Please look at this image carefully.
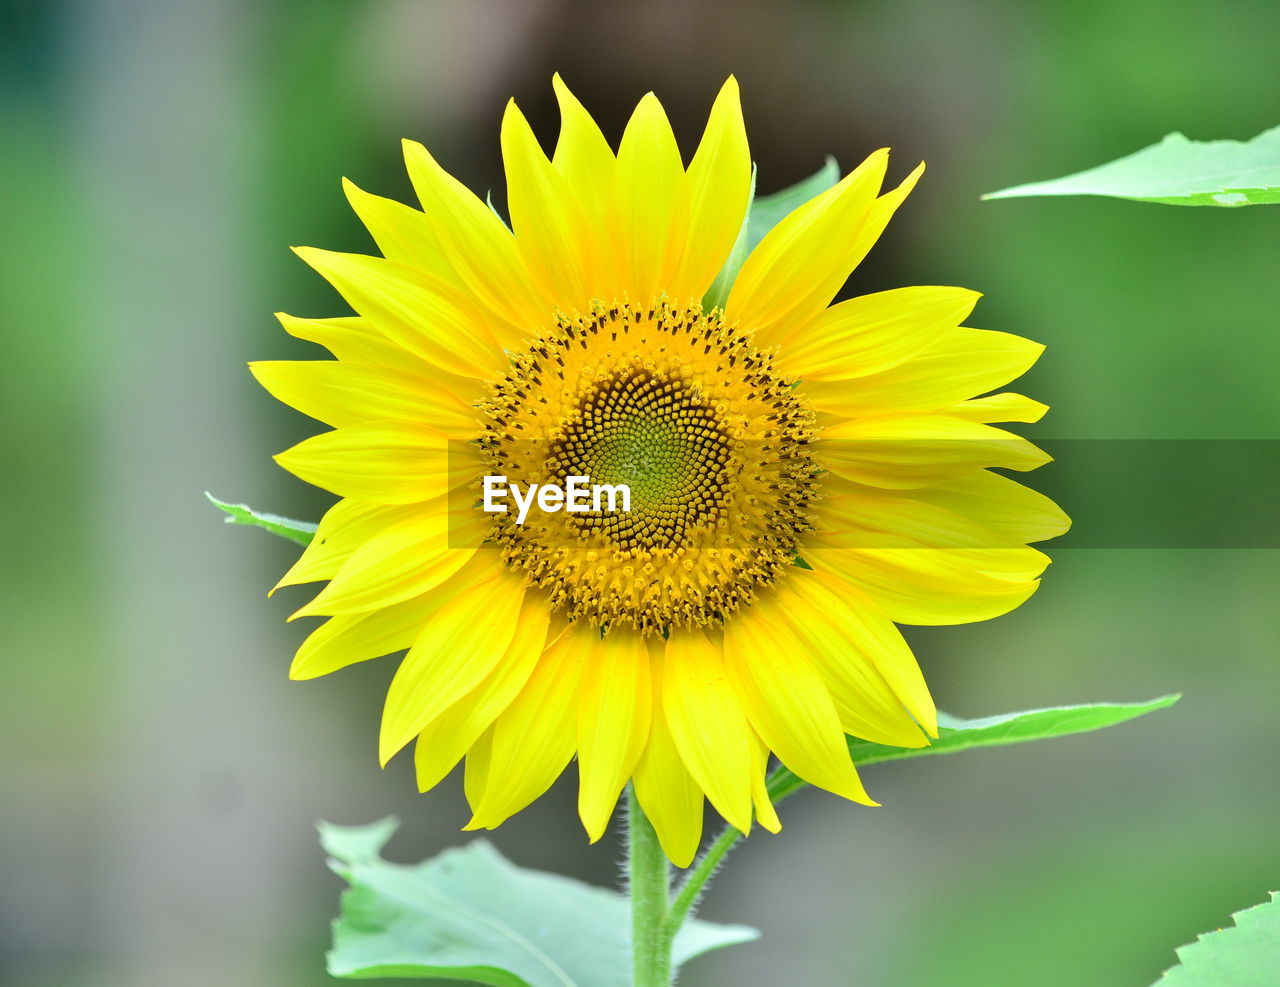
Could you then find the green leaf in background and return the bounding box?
[983,126,1280,206]
[702,159,837,312]
[1155,891,1280,986]
[321,818,758,985]
[206,492,316,546]
[768,695,1180,800]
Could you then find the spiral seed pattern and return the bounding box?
[479,302,818,632]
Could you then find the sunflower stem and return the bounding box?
[631,761,809,982]
[627,786,672,986]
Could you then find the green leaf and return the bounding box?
[206,492,316,546]
[702,159,837,312]
[1155,891,1280,985]
[768,695,1180,801]
[983,126,1280,206]
[321,818,758,984]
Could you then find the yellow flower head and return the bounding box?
[254,77,1068,866]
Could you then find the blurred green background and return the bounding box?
[3,0,1278,984]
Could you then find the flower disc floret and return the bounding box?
[480,301,818,632]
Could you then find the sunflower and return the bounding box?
[253,76,1068,866]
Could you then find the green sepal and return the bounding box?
[984,126,1280,206]
[206,492,316,546]
[320,818,759,984]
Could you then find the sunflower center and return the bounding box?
[479,302,817,633]
[545,366,733,548]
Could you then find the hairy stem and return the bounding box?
[632,760,807,982]
[628,787,672,986]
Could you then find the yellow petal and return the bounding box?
[289,590,441,681]
[413,594,553,793]
[662,630,754,833]
[403,138,553,335]
[813,483,1055,584]
[289,498,487,619]
[463,725,493,813]
[466,621,593,828]
[815,474,1044,549]
[779,286,980,382]
[798,164,924,343]
[501,100,593,311]
[344,177,517,349]
[805,328,1044,419]
[807,546,1040,625]
[274,420,466,504]
[612,93,689,303]
[821,414,1051,489]
[946,392,1049,424]
[551,74,615,273]
[633,639,705,866]
[272,314,485,404]
[293,247,505,380]
[748,731,782,833]
[273,500,411,592]
[837,161,925,286]
[725,150,888,345]
[341,178,453,280]
[379,565,526,764]
[577,631,652,842]
[723,609,876,803]
[907,470,1071,545]
[669,77,751,301]
[250,360,481,435]
[771,568,936,738]
[276,312,439,376]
